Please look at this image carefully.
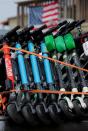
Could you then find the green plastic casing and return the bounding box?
[55,36,66,53]
[44,35,55,51]
[64,33,76,50]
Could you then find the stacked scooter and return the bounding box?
[0,20,88,125]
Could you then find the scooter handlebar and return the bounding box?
[62,19,85,35]
[18,25,34,36]
[59,20,68,27]
[75,19,85,27]
[31,25,47,36]
[54,21,78,37]
[54,23,69,37]
[5,26,20,38]
[44,20,67,36]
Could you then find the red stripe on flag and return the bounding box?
[42,12,60,19]
[43,5,59,12]
[42,18,59,24]
[42,0,60,30]
[43,7,60,13]
[31,0,60,32]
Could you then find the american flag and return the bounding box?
[42,1,60,28]
[29,0,60,29]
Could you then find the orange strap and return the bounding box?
[0,89,87,95]
[0,95,7,111]
[0,46,88,73]
[0,46,87,96]
[6,46,88,73]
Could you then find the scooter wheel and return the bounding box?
[7,103,24,124]
[21,103,39,126]
[84,98,88,120]
[36,102,51,125]
[84,97,88,107]
[73,99,86,120]
[48,102,62,124]
[59,99,75,120]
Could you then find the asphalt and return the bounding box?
[0,116,88,131]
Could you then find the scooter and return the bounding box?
[63,20,88,120]
[43,21,78,121]
[21,25,52,125]
[0,26,25,124]
[30,22,67,124]
[55,20,88,120]
[10,26,41,125]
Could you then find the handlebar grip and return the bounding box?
[67,21,77,28]
[75,19,85,27]
[5,26,20,38]
[32,25,47,35]
[18,25,34,36]
[23,25,34,33]
[54,23,69,37]
[18,27,28,35]
[62,20,85,34]
[44,21,68,36]
[37,24,47,31]
[59,20,67,27]
[44,26,58,36]
[28,25,34,31]
[56,21,78,36]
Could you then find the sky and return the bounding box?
[0,0,19,21]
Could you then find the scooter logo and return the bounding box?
[5,58,14,81]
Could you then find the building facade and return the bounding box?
[16,0,88,26]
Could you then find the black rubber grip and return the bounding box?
[60,21,78,35]
[19,25,34,35]
[18,27,29,36]
[63,26,75,35]
[44,21,67,36]
[5,26,20,38]
[56,21,78,36]
[59,20,68,27]
[61,20,85,35]
[75,19,85,27]
[54,23,69,37]
[36,25,47,32]
[31,25,47,36]
[67,21,77,28]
